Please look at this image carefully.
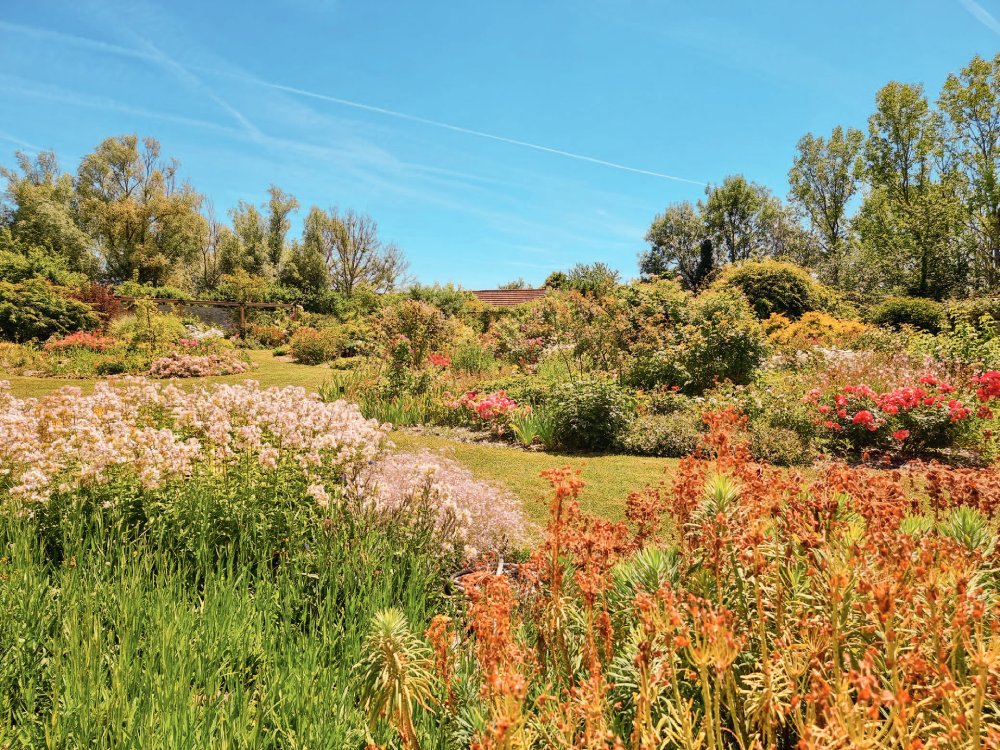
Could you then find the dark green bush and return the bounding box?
[747,423,813,466]
[713,259,836,320]
[869,297,945,332]
[682,290,770,393]
[0,279,99,342]
[547,379,636,450]
[617,412,701,457]
[0,247,88,288]
[622,350,688,391]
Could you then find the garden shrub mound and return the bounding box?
[869,296,945,332]
[0,278,98,342]
[712,258,839,319]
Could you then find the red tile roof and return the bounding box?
[471,289,547,307]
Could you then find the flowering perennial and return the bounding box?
[43,331,116,352]
[356,449,531,558]
[148,352,253,378]
[0,378,389,503]
[445,389,523,434]
[805,375,986,450]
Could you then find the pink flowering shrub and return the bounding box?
[805,374,985,453]
[973,370,1000,413]
[356,450,531,558]
[0,378,389,505]
[43,331,117,353]
[444,389,522,434]
[427,352,451,369]
[148,352,254,378]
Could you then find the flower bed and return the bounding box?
[804,373,996,453]
[43,331,117,352]
[148,351,254,378]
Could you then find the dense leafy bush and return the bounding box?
[0,279,99,342]
[379,299,448,367]
[946,296,1000,330]
[682,289,770,392]
[115,279,191,300]
[713,259,836,319]
[290,326,332,365]
[107,303,187,346]
[547,378,636,450]
[747,422,813,465]
[869,296,945,332]
[617,412,701,456]
[0,247,88,287]
[407,283,476,317]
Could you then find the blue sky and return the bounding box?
[1,0,999,288]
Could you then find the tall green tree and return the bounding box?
[75,135,205,285]
[787,126,865,285]
[220,200,268,276]
[701,175,791,264]
[940,53,1000,291]
[265,185,299,268]
[856,83,964,297]
[1,150,94,274]
[641,201,714,290]
[301,206,407,295]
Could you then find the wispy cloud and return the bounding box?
[233,76,706,185]
[0,130,44,152]
[132,37,263,139]
[0,17,703,186]
[959,0,1000,34]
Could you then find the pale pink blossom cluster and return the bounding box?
[0,378,389,504]
[356,450,532,558]
[148,352,254,378]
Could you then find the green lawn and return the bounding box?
[2,353,679,524]
[0,350,340,398]
[390,431,677,525]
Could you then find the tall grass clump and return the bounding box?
[0,378,528,748]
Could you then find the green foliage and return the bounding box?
[787,126,865,285]
[869,296,945,332]
[946,296,1000,330]
[561,262,621,296]
[379,299,448,368]
[642,201,714,290]
[407,283,475,317]
[617,412,701,457]
[747,422,813,466]
[116,279,191,300]
[713,259,836,319]
[685,290,770,391]
[0,244,88,288]
[451,340,497,374]
[0,279,99,342]
[289,326,352,365]
[108,302,186,346]
[547,378,636,450]
[0,474,451,747]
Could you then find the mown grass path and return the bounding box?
[391,431,676,524]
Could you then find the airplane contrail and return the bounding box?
[241,76,706,185]
[0,18,705,185]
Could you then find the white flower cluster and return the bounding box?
[0,378,389,504]
[356,450,532,558]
